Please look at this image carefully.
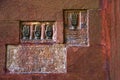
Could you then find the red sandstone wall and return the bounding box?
[0,0,110,80]
[104,0,120,80]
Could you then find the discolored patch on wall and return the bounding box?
[6,44,67,73]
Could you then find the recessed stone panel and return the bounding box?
[6,44,67,73]
[64,10,89,46]
[20,21,57,43]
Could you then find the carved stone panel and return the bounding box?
[6,44,67,73]
[64,10,89,46]
[20,21,56,43]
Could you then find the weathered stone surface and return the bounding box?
[6,44,66,73]
[0,0,112,80]
[0,0,99,20]
[89,9,102,46]
[0,21,19,44]
[0,21,19,74]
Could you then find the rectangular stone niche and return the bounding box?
[20,21,57,43]
[6,44,67,73]
[64,9,89,46]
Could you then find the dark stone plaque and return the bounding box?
[45,24,53,39]
[34,25,41,40]
[22,25,30,40]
